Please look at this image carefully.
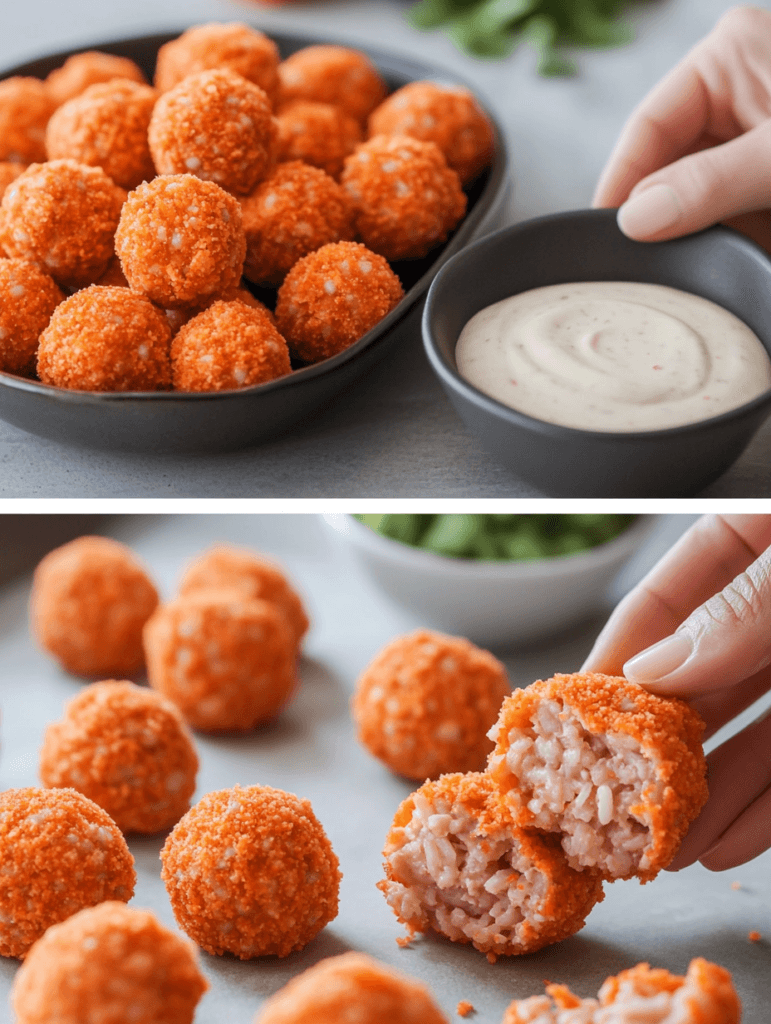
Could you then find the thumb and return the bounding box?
[616,118,771,242]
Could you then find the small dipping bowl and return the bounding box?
[423,208,771,497]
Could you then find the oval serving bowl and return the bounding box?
[423,208,771,497]
[0,30,508,454]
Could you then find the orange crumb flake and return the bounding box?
[396,935,413,948]
[749,931,761,942]
[456,1000,474,1017]
[731,881,742,890]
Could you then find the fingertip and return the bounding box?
[616,183,683,240]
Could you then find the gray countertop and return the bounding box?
[2,0,769,496]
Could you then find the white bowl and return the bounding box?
[322,514,656,650]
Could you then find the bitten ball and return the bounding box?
[0,258,64,376]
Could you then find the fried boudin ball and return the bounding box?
[30,535,159,678]
[240,161,355,287]
[0,161,24,200]
[341,135,466,261]
[255,952,449,1024]
[149,68,277,196]
[487,672,709,882]
[115,174,246,308]
[37,286,172,392]
[380,773,604,959]
[0,160,125,289]
[276,101,362,179]
[352,629,509,780]
[39,680,198,834]
[0,259,64,376]
[163,281,274,335]
[46,51,148,106]
[278,45,387,124]
[11,902,208,1024]
[0,788,135,959]
[275,240,403,364]
[0,77,55,164]
[368,82,495,186]
[161,785,341,958]
[171,299,291,391]
[46,79,158,190]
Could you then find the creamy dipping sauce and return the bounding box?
[455,282,771,432]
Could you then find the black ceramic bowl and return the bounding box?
[423,208,771,497]
[0,30,508,454]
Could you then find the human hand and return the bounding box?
[582,513,771,871]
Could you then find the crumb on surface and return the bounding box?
[749,931,761,942]
[456,1000,474,1017]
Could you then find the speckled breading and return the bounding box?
[11,902,208,1024]
[255,952,449,1024]
[115,174,246,308]
[149,69,277,196]
[278,45,387,124]
[277,101,362,179]
[0,160,125,289]
[368,82,494,186]
[164,281,274,335]
[143,590,298,731]
[0,259,64,376]
[46,79,158,190]
[154,22,280,106]
[240,161,355,287]
[0,162,24,201]
[0,788,136,959]
[352,630,510,780]
[39,680,199,834]
[30,535,159,677]
[37,286,172,392]
[172,299,291,391]
[379,773,604,958]
[341,134,466,261]
[0,77,55,164]
[275,240,403,363]
[46,51,148,107]
[160,785,341,958]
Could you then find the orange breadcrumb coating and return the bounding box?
[161,784,341,958]
[164,281,274,334]
[456,1001,474,1017]
[115,174,246,308]
[178,543,309,645]
[0,788,135,959]
[0,161,24,200]
[11,902,208,1024]
[39,679,198,833]
[341,134,466,261]
[171,299,291,391]
[149,68,277,196]
[30,535,159,677]
[277,101,362,179]
[46,51,148,107]
[46,79,158,190]
[93,254,129,288]
[278,46,387,125]
[240,160,355,287]
[352,630,509,779]
[275,240,403,364]
[0,259,64,376]
[0,77,55,164]
[368,82,495,186]
[154,22,280,106]
[37,286,172,392]
[254,952,449,1024]
[749,930,761,942]
[143,589,298,731]
[0,159,125,289]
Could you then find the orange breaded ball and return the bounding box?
[341,135,466,261]
[46,51,148,106]
[46,79,158,190]
[255,952,449,1024]
[276,101,362,179]
[30,535,159,678]
[275,240,403,364]
[0,77,55,164]
[93,254,129,288]
[278,45,387,125]
[143,590,298,731]
[39,680,199,834]
[0,259,64,376]
[11,902,208,1024]
[115,174,246,308]
[0,161,24,200]
[149,68,277,196]
[37,286,172,392]
[240,161,355,287]
[0,788,136,959]
[352,629,509,780]
[178,543,309,646]
[161,785,341,958]
[0,160,125,290]
[164,281,274,335]
[155,22,280,105]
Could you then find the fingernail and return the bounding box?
[624,633,692,683]
[617,184,682,238]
